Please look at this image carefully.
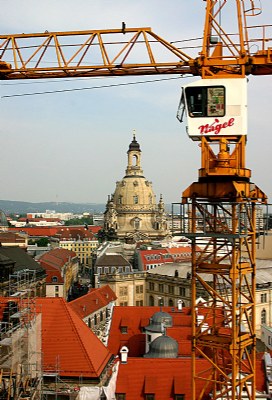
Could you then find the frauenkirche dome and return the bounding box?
[104,134,169,242]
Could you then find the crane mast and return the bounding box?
[0,1,271,399]
[180,1,267,399]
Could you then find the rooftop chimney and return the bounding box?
[120,346,129,364]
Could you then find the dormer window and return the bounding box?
[120,326,128,334]
[52,276,58,283]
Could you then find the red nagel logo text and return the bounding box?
[198,118,235,135]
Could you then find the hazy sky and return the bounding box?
[0,1,272,205]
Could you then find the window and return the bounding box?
[136,300,143,306]
[185,85,225,118]
[168,285,174,295]
[145,395,155,400]
[261,293,267,303]
[261,309,267,324]
[169,299,174,307]
[149,282,155,291]
[149,296,155,306]
[119,287,128,296]
[268,336,271,345]
[120,302,128,306]
[116,394,126,400]
[52,276,58,283]
[100,311,103,322]
[158,284,164,293]
[136,285,143,294]
[133,195,138,204]
[175,396,185,400]
[179,287,186,297]
[88,318,91,328]
[120,326,128,334]
[104,267,109,274]
[158,297,164,306]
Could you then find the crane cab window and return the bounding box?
[185,86,225,117]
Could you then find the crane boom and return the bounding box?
[0,21,271,80]
[0,27,192,79]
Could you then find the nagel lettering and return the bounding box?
[198,118,235,135]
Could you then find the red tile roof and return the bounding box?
[69,285,117,318]
[37,297,112,378]
[8,225,101,237]
[116,358,266,400]
[116,358,213,399]
[55,227,95,240]
[38,248,77,268]
[9,227,60,237]
[108,306,193,357]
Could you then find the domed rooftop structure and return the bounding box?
[144,334,178,358]
[145,311,173,333]
[103,133,169,242]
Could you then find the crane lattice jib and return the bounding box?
[0,20,271,80]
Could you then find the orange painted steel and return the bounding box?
[0,19,271,80]
[184,2,268,399]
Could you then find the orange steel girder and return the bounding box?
[0,27,192,80]
[187,199,261,400]
[182,133,267,400]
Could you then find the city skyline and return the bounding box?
[1,1,272,204]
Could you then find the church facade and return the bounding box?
[104,135,169,242]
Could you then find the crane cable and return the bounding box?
[1,76,189,99]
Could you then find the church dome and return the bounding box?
[103,134,169,241]
[145,311,173,333]
[144,335,178,358]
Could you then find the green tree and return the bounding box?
[36,237,49,247]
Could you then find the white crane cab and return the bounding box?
[177,78,247,141]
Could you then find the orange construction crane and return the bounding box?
[0,1,271,399]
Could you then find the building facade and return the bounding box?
[104,135,169,242]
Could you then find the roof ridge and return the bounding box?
[62,299,99,372]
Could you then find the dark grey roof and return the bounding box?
[145,311,173,333]
[0,246,44,272]
[96,254,131,267]
[128,136,141,152]
[144,335,178,358]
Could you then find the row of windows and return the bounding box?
[119,285,143,296]
[149,282,186,297]
[97,266,131,274]
[149,296,182,307]
[116,393,184,399]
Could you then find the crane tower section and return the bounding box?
[177,2,268,399]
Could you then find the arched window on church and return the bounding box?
[133,195,138,204]
[134,217,140,229]
[118,195,123,204]
[133,154,138,166]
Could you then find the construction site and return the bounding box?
[0,0,272,399]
